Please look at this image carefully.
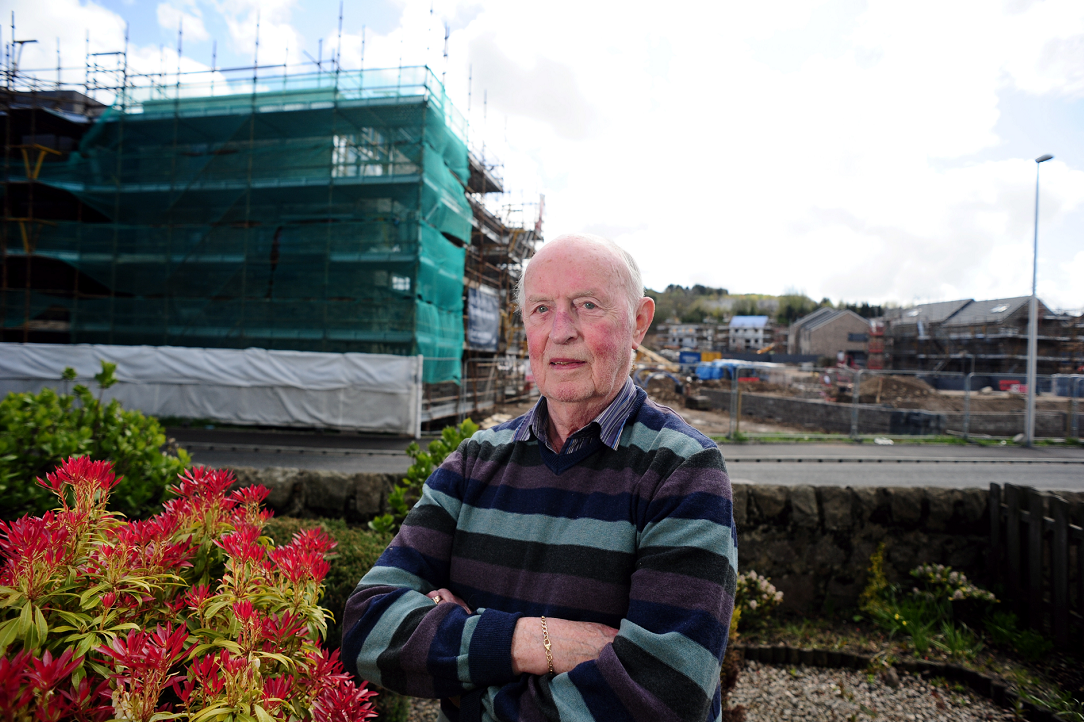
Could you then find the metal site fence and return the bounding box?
[674,360,1083,440]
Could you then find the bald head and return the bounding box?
[517,233,645,320]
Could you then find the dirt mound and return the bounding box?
[858,375,935,403]
[645,376,685,405]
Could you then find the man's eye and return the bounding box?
[535,305,548,314]
[583,302,597,310]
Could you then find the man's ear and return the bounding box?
[632,296,655,347]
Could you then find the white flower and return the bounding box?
[749,600,758,610]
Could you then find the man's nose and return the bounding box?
[550,308,578,343]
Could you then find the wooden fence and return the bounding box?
[988,483,1084,647]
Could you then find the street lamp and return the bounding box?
[1026,153,1054,447]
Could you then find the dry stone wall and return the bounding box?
[226,464,1082,615]
[229,466,398,524]
[734,482,1084,614]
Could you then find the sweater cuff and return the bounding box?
[467,608,521,685]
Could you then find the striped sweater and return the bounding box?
[342,387,737,722]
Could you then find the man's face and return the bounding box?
[522,240,651,415]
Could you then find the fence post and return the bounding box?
[988,483,1001,582]
[1028,489,1044,631]
[1051,495,1069,646]
[728,370,738,439]
[964,372,974,440]
[851,369,865,439]
[1005,484,1021,615]
[1072,377,1082,440]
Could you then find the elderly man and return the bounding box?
[342,233,737,722]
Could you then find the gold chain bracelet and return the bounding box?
[540,616,554,675]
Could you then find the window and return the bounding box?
[391,275,411,292]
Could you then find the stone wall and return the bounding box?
[734,482,1084,614]
[229,466,398,523]
[226,465,1084,615]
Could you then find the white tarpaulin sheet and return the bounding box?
[0,343,423,436]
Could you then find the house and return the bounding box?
[729,316,771,352]
[789,309,871,364]
[658,320,727,352]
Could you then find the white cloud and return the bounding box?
[213,0,302,67]
[157,3,211,44]
[6,0,127,86]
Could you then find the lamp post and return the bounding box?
[1026,153,1053,447]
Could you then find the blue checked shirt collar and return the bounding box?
[513,377,639,454]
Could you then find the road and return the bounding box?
[720,443,1084,490]
[170,428,1084,490]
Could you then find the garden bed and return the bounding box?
[736,614,1084,720]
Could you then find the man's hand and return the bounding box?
[426,588,472,614]
[510,616,619,676]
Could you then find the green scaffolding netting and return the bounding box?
[23,67,469,383]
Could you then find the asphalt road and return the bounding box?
[171,428,1084,490]
[721,443,1084,490]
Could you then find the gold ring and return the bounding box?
[432,595,442,604]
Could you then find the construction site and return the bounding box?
[1,38,539,430]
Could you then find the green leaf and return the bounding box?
[211,639,243,653]
[18,601,34,638]
[85,659,113,679]
[189,702,235,722]
[75,632,99,657]
[256,652,293,668]
[79,584,109,608]
[71,662,85,689]
[32,605,48,644]
[0,617,20,652]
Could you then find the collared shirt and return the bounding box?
[512,376,640,455]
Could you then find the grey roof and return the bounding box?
[893,299,972,326]
[941,296,1035,327]
[790,307,836,332]
[806,309,869,333]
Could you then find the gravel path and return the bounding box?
[731,661,1015,721]
[405,698,441,722]
[401,660,1018,721]
[401,663,1017,721]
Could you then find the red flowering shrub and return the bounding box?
[0,457,377,721]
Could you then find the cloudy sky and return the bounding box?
[9,0,1084,312]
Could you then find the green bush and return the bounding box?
[369,418,478,535]
[0,361,190,520]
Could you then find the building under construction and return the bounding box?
[2,55,538,426]
[883,296,1083,375]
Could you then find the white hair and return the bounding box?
[515,233,644,319]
